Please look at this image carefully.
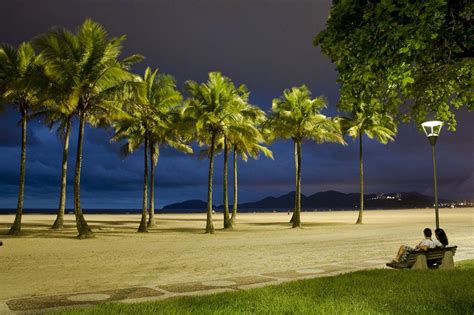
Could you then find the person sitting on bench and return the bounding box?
[392,228,436,263]
[433,228,449,248]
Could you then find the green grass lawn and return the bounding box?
[54,260,474,315]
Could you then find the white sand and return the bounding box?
[0,208,473,300]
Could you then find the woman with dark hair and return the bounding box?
[434,228,449,247]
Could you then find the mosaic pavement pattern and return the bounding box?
[3,251,473,314]
[1,258,389,314]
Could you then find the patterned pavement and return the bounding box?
[1,258,389,314]
[3,251,474,314]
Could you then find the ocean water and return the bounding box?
[0,207,355,215]
[0,208,143,215]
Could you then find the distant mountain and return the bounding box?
[163,199,207,211]
[235,191,298,209]
[238,191,450,210]
[162,191,452,211]
[303,190,359,208]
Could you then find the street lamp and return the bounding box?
[421,120,443,229]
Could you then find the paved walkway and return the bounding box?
[1,257,389,314]
[2,250,474,314]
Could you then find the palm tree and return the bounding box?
[113,68,190,232]
[341,107,397,224]
[183,72,248,233]
[228,105,273,225]
[219,88,257,229]
[267,86,345,228]
[0,42,45,235]
[32,102,74,229]
[145,71,191,228]
[113,108,150,232]
[35,20,143,238]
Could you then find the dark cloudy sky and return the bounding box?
[0,0,472,209]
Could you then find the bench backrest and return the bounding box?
[405,246,457,265]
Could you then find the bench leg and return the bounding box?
[439,251,455,270]
[411,255,428,270]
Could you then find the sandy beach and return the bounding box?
[0,208,473,301]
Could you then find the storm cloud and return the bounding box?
[0,0,472,209]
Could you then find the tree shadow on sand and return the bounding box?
[150,227,205,234]
[157,217,206,222]
[86,220,140,226]
[0,229,79,239]
[247,222,352,227]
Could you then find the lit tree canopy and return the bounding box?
[314,0,473,130]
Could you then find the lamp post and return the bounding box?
[421,120,443,229]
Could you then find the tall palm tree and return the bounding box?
[35,20,143,238]
[113,108,150,232]
[113,68,190,232]
[183,72,247,233]
[228,105,273,225]
[267,86,345,228]
[341,106,397,224]
[219,88,260,229]
[0,42,45,235]
[32,103,73,229]
[145,71,190,228]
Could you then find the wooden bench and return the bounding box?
[386,246,457,270]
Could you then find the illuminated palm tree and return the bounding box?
[113,68,190,232]
[146,71,191,228]
[32,102,73,229]
[112,105,151,233]
[267,86,345,228]
[0,42,45,235]
[35,19,143,238]
[228,105,273,225]
[341,106,397,224]
[183,72,248,233]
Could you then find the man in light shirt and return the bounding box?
[393,228,436,263]
[416,228,436,250]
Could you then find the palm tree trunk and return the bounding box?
[290,141,297,223]
[138,132,149,232]
[223,138,232,229]
[147,144,158,228]
[52,115,72,229]
[74,111,93,238]
[205,131,216,234]
[292,140,302,228]
[231,145,238,224]
[8,112,27,235]
[356,133,364,224]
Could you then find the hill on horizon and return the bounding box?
[162,190,452,211]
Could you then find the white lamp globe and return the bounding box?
[421,120,443,137]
